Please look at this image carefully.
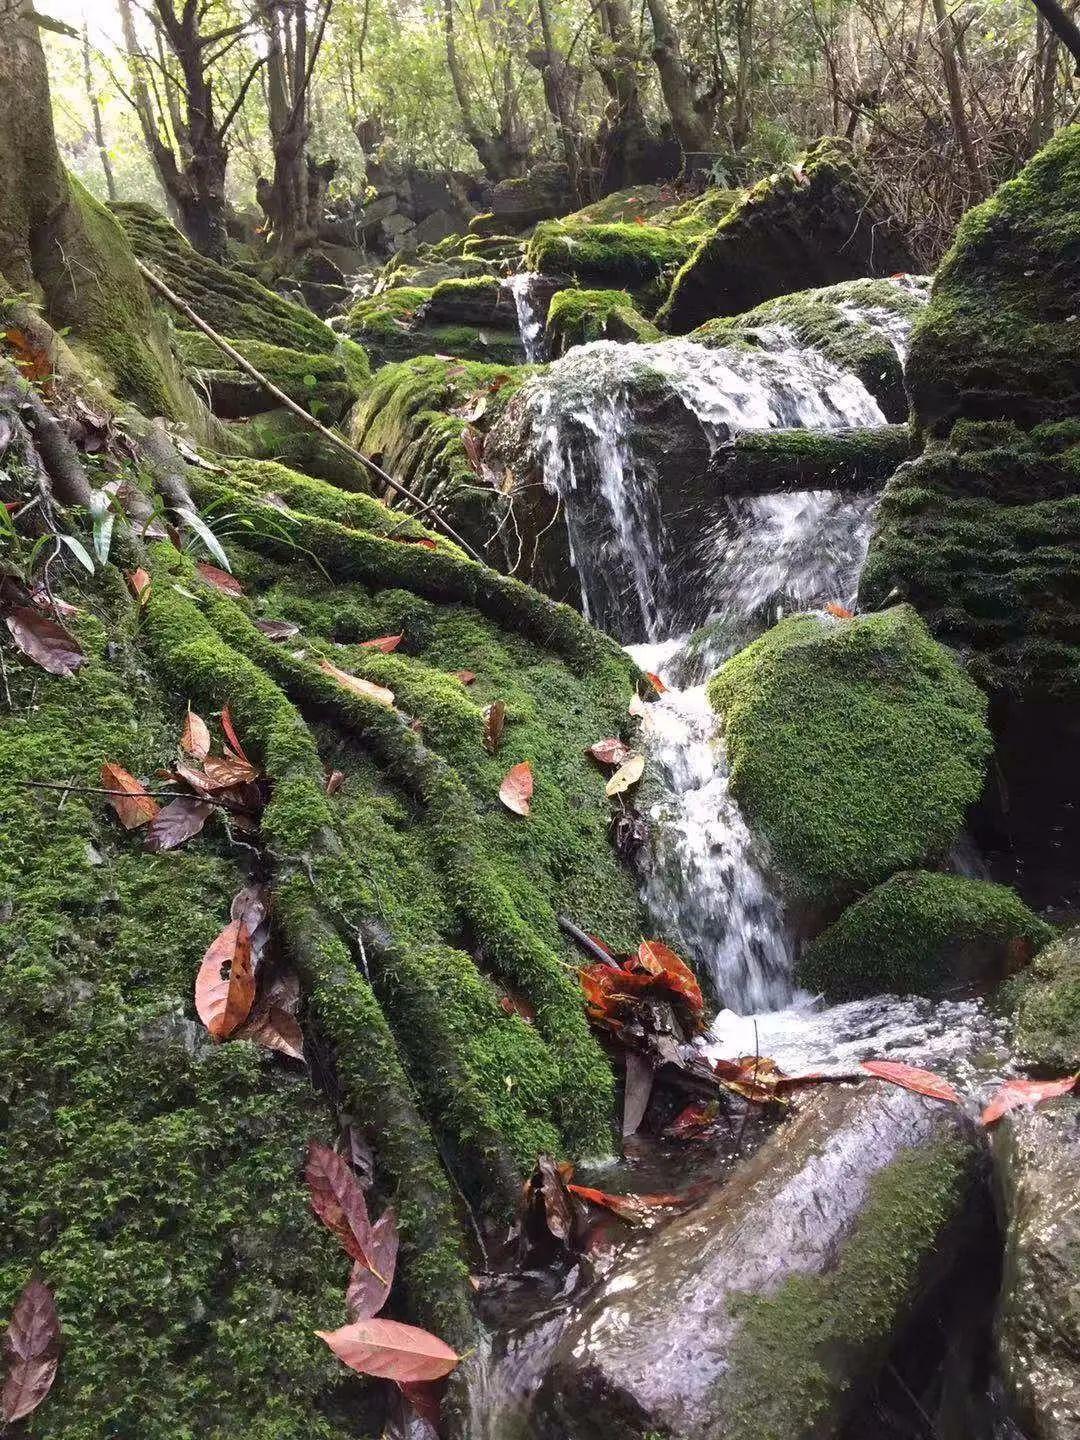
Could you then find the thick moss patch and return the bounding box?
[525,220,695,310]
[708,606,991,908]
[1012,927,1080,1071]
[175,331,369,421]
[799,871,1053,999]
[545,288,659,356]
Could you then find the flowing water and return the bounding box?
[506,274,546,364]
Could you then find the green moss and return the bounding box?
[1012,927,1080,1071]
[708,424,914,495]
[525,221,695,309]
[906,124,1080,437]
[114,202,336,355]
[718,1135,974,1440]
[799,871,1053,999]
[174,331,368,419]
[545,288,660,356]
[346,285,434,340]
[708,607,991,908]
[693,277,926,419]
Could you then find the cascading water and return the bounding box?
[506,274,545,364]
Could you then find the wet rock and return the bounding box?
[490,161,575,229]
[994,1094,1080,1439]
[659,140,916,333]
[1013,927,1080,1072]
[536,1081,983,1440]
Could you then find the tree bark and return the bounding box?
[81,24,117,202]
[643,0,714,157]
[1027,0,1080,68]
[931,0,987,199]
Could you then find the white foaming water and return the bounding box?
[506,273,545,364]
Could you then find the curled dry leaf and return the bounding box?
[220,704,251,764]
[100,761,160,830]
[145,795,213,852]
[126,568,151,605]
[316,1318,459,1384]
[605,753,645,797]
[360,634,403,653]
[451,670,477,686]
[634,940,703,1015]
[203,755,259,790]
[346,1208,400,1321]
[587,737,634,769]
[980,1074,1078,1127]
[2,1277,61,1424]
[483,699,506,754]
[325,769,345,796]
[499,761,533,816]
[235,1005,304,1061]
[860,1060,961,1106]
[195,920,255,1040]
[196,562,244,597]
[306,1139,376,1267]
[231,884,272,968]
[254,617,301,641]
[5,606,85,678]
[318,657,395,708]
[181,709,211,761]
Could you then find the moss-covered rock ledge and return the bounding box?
[707,606,991,911]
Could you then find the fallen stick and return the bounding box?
[133,258,486,564]
[558,915,623,969]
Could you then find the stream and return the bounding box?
[467,287,1011,1438]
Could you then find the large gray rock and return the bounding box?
[536,1081,982,1440]
[995,1095,1080,1440]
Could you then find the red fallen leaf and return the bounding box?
[5,606,85,678]
[824,601,854,619]
[325,769,346,795]
[483,699,506,754]
[220,704,251,763]
[2,1277,61,1423]
[860,1060,961,1106]
[203,755,259,789]
[642,671,667,695]
[145,795,213,852]
[451,670,477,685]
[665,1101,721,1140]
[398,1378,446,1428]
[346,1207,400,1320]
[173,763,217,800]
[566,1184,685,1224]
[235,1005,305,1060]
[306,1139,376,1267]
[587,737,634,769]
[126,568,151,605]
[360,633,403,653]
[499,761,533,816]
[254,618,301,641]
[633,939,704,1015]
[318,657,395,708]
[181,709,211,761]
[392,535,438,551]
[316,1318,459,1384]
[195,919,255,1040]
[980,1074,1078,1126]
[100,761,160,830]
[499,990,536,1023]
[196,562,244,597]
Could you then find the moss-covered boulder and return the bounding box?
[693,277,929,421]
[545,287,660,356]
[707,424,913,496]
[799,871,1052,999]
[526,219,696,310]
[347,278,524,366]
[660,140,916,332]
[906,125,1080,439]
[1012,927,1080,1072]
[707,607,992,909]
[175,331,369,422]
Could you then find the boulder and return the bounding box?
[707,607,992,910]
[659,140,916,333]
[706,424,913,497]
[994,1094,1080,1439]
[545,287,660,356]
[1013,927,1080,1072]
[490,161,575,228]
[537,1080,984,1440]
[798,870,1053,1000]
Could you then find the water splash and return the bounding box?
[506,274,545,364]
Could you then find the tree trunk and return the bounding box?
[1026,0,1080,68]
[643,0,714,158]
[931,0,987,200]
[81,24,117,202]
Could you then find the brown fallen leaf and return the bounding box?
[230,885,272,969]
[254,618,301,642]
[316,1318,459,1384]
[824,601,854,619]
[360,634,403,654]
[220,704,251,764]
[642,671,667,695]
[483,699,506,754]
[605,753,644,797]
[860,1059,961,1105]
[306,1139,376,1267]
[203,755,259,789]
[195,920,255,1040]
[145,796,213,852]
[325,769,346,795]
[451,670,477,685]
[346,1207,399,1321]
[499,761,533,816]
[1,1277,61,1424]
[100,761,160,830]
[126,568,151,605]
[462,425,484,475]
[181,709,211,761]
[5,607,85,678]
[392,535,438,551]
[587,737,634,769]
[623,1050,654,1137]
[566,1184,687,1225]
[633,940,703,1016]
[235,1005,305,1061]
[318,657,395,708]
[980,1073,1078,1126]
[196,562,244,597]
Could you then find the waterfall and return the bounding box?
[525,330,906,1010]
[506,274,545,364]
